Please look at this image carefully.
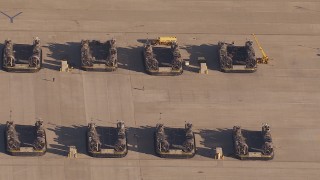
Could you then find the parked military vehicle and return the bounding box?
[143,40,183,75]
[218,41,257,73]
[87,121,127,158]
[2,38,42,72]
[232,124,274,160]
[5,120,47,156]
[154,123,196,158]
[81,39,118,71]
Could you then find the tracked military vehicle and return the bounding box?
[2,38,42,72]
[87,121,127,158]
[232,124,274,160]
[81,39,118,71]
[5,120,47,156]
[218,41,257,73]
[143,40,183,76]
[154,123,196,158]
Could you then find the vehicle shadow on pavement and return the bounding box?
[46,42,81,70]
[0,124,5,153]
[181,44,220,72]
[197,128,234,158]
[42,59,61,71]
[117,46,145,73]
[47,125,87,156]
[0,43,3,70]
[137,39,151,44]
[127,126,156,156]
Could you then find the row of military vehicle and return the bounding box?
[1,37,259,74]
[5,121,274,160]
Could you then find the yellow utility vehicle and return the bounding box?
[153,36,177,45]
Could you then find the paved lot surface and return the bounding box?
[0,0,320,179]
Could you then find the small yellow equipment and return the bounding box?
[198,57,208,74]
[252,34,269,64]
[68,146,78,158]
[155,36,177,45]
[214,147,224,160]
[60,59,72,72]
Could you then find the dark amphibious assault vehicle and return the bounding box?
[154,123,196,158]
[232,124,274,160]
[5,120,47,156]
[2,38,42,72]
[87,121,128,158]
[218,40,257,73]
[143,41,183,76]
[81,39,118,71]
